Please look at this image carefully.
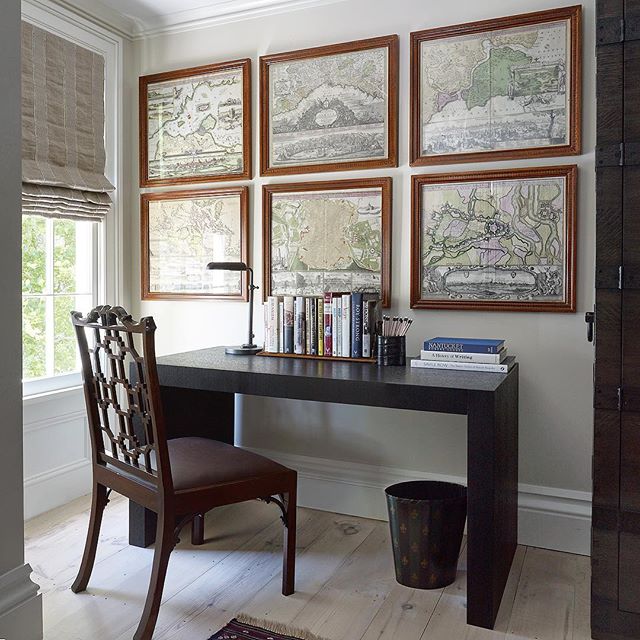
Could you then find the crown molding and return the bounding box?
[27,0,135,40]
[131,0,347,39]
[46,0,348,40]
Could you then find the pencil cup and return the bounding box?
[377,335,406,366]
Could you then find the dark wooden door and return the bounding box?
[593,0,640,636]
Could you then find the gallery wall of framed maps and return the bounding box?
[137,3,582,313]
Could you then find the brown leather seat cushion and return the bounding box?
[167,437,289,492]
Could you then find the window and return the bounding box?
[22,215,98,392]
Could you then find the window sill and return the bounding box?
[23,375,83,405]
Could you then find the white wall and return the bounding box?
[131,0,595,553]
[0,0,42,637]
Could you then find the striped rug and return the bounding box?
[208,615,329,640]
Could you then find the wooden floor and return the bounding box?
[25,493,591,640]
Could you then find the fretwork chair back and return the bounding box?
[70,305,297,640]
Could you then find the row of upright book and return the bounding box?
[410,337,516,373]
[264,293,381,359]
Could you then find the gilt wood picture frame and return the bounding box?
[411,165,577,312]
[141,186,249,301]
[410,6,582,166]
[139,58,251,187]
[260,35,399,176]
[263,177,392,307]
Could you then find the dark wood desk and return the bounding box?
[130,347,518,630]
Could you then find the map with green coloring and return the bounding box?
[420,177,567,303]
[420,20,569,156]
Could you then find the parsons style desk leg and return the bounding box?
[466,369,518,629]
[129,387,235,548]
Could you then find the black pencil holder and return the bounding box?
[377,335,406,366]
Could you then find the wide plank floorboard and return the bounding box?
[25,495,591,640]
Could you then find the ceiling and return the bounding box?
[63,0,345,38]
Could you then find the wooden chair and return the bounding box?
[70,305,297,640]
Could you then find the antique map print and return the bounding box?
[148,194,242,296]
[270,188,383,296]
[269,47,389,167]
[147,67,244,180]
[420,19,570,156]
[420,176,567,303]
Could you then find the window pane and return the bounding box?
[23,296,46,380]
[22,216,46,294]
[53,219,77,293]
[53,219,95,294]
[54,295,79,375]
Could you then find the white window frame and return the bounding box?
[21,0,124,399]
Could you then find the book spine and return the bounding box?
[410,359,510,373]
[317,298,324,356]
[324,293,333,356]
[283,296,294,354]
[362,300,371,358]
[304,298,311,354]
[420,350,506,364]
[294,296,305,355]
[341,294,350,358]
[309,298,318,355]
[335,297,342,357]
[267,296,279,353]
[366,297,381,356]
[278,301,284,353]
[263,303,269,351]
[351,292,363,358]
[424,340,503,354]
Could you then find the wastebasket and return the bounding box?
[385,481,467,589]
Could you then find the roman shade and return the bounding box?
[21,22,114,221]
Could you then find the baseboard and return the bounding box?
[246,446,592,556]
[23,458,92,520]
[0,564,42,640]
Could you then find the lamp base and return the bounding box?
[225,344,261,355]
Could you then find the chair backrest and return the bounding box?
[71,305,173,492]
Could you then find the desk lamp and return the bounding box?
[206,261,260,355]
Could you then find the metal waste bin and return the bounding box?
[385,481,467,589]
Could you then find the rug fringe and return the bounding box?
[235,613,331,640]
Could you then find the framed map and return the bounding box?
[260,36,398,176]
[263,178,392,306]
[139,59,251,187]
[410,6,581,166]
[141,187,249,300]
[411,166,577,312]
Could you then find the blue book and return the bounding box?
[351,292,363,358]
[424,337,505,354]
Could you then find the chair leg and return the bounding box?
[282,481,297,596]
[191,512,205,546]
[71,483,109,593]
[133,510,176,640]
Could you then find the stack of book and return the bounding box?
[263,293,380,359]
[411,337,515,373]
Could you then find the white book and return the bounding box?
[263,303,269,350]
[341,294,351,358]
[331,297,339,357]
[420,349,507,364]
[411,356,515,373]
[267,296,279,353]
[294,296,305,355]
[278,301,284,353]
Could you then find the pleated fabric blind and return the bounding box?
[21,21,114,221]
